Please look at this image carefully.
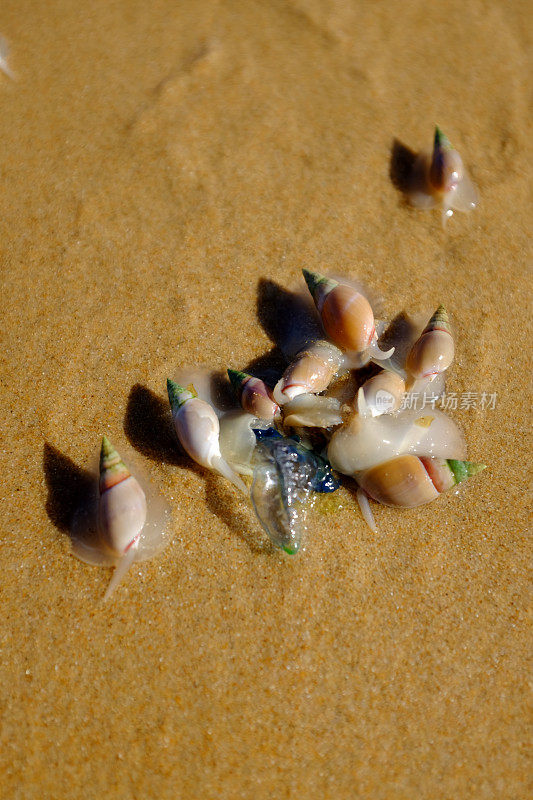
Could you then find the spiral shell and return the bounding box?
[273,339,343,404]
[356,454,485,508]
[361,371,405,416]
[167,378,246,492]
[406,305,454,381]
[407,127,478,225]
[70,436,172,600]
[97,436,147,556]
[302,270,394,362]
[227,369,280,420]
[429,126,464,193]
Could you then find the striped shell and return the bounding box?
[406,305,454,380]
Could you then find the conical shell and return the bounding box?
[168,377,246,492]
[99,435,131,493]
[423,305,452,335]
[227,369,280,420]
[406,305,454,380]
[358,454,486,508]
[302,269,337,307]
[302,270,382,356]
[320,285,375,353]
[430,127,464,193]
[227,368,249,397]
[167,378,197,413]
[357,454,439,508]
[434,125,452,152]
[422,457,486,493]
[97,437,147,555]
[274,340,343,403]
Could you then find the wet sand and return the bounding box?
[0,1,531,797]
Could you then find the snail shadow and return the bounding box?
[43,443,99,551]
[204,473,276,555]
[124,383,197,470]
[124,384,271,553]
[204,370,236,413]
[256,277,322,359]
[389,138,418,197]
[380,311,419,365]
[241,347,286,388]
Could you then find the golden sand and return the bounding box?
[0,1,530,797]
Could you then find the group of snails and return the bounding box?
[70,127,482,598]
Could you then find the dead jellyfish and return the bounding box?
[71,436,171,600]
[250,428,339,553]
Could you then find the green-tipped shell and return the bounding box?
[423,304,451,334]
[406,305,454,379]
[434,125,452,152]
[302,269,337,303]
[227,368,250,396]
[99,436,131,494]
[228,369,280,420]
[448,460,486,484]
[430,129,463,194]
[421,456,486,494]
[358,455,486,509]
[167,378,197,413]
[283,541,300,555]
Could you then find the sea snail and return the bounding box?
[406,304,454,383]
[73,436,168,601]
[167,378,246,493]
[356,454,485,509]
[409,126,478,224]
[361,370,406,417]
[98,435,147,556]
[302,270,394,363]
[227,369,280,421]
[273,339,344,405]
[327,389,466,474]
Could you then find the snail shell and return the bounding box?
[97,435,147,556]
[406,305,454,381]
[361,371,406,416]
[273,339,344,404]
[227,369,280,421]
[71,437,171,600]
[356,454,485,508]
[167,378,246,493]
[0,35,15,80]
[408,127,478,225]
[429,127,464,193]
[302,270,394,362]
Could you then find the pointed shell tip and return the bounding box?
[302,268,327,299]
[227,368,249,393]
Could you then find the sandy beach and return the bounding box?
[0,1,531,797]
